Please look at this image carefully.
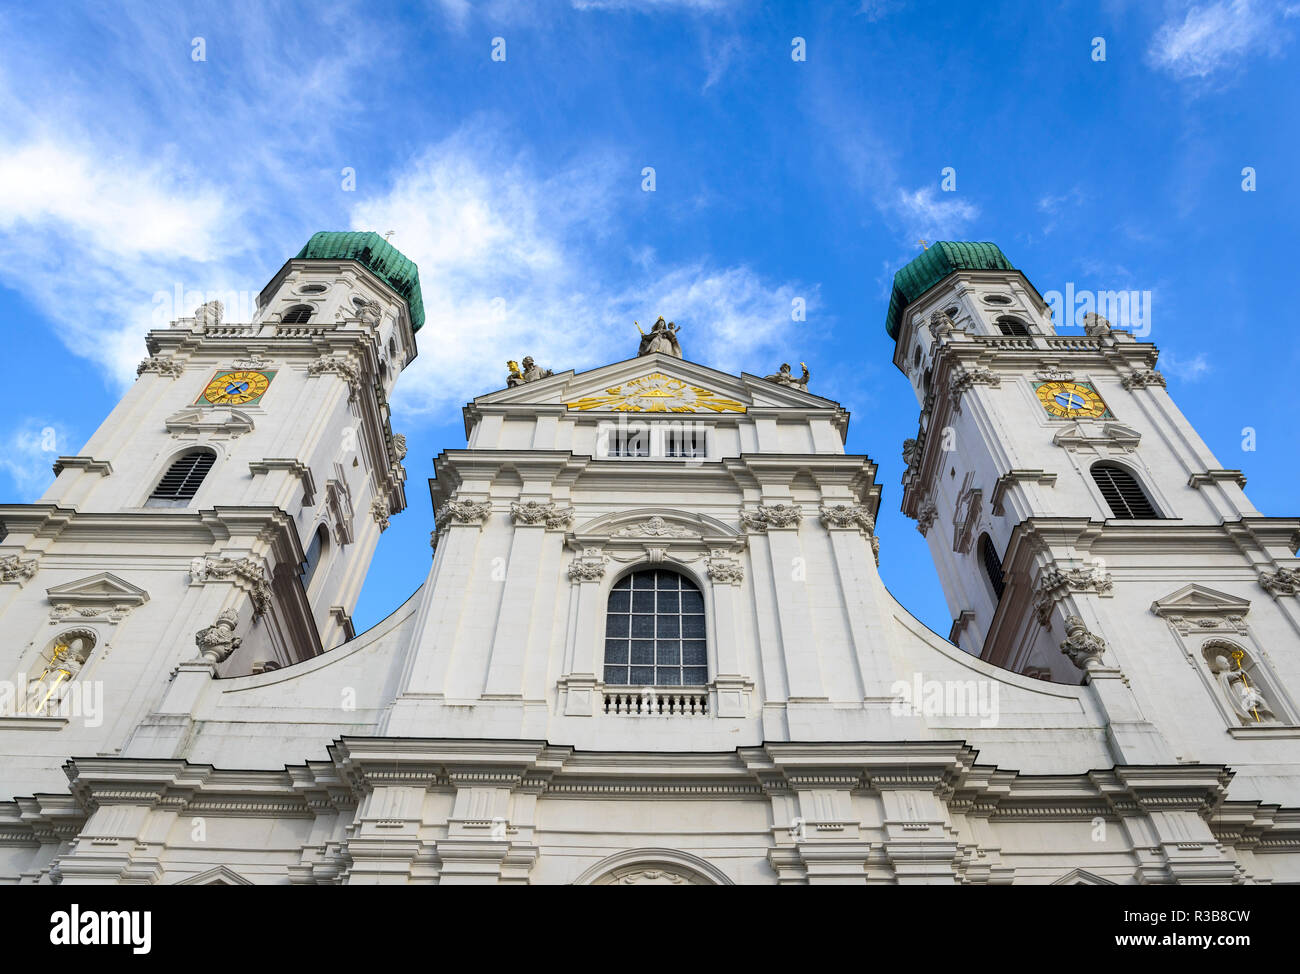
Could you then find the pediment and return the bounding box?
[574,507,741,544]
[1050,868,1115,886]
[165,406,255,438]
[472,354,841,414]
[1151,583,1251,618]
[46,572,150,608]
[176,865,253,885]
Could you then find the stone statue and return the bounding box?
[637,317,683,358]
[195,609,242,665]
[764,362,810,391]
[194,300,223,330]
[1211,653,1276,724]
[507,357,553,386]
[1082,312,1111,337]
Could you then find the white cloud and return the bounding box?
[0,419,73,501]
[0,139,233,263]
[889,186,979,243]
[350,128,816,417]
[1147,0,1289,80]
[1160,350,1212,380]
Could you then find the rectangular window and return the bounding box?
[607,429,650,458]
[664,428,706,458]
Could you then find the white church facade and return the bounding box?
[1,234,1297,884]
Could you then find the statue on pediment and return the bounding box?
[637,317,682,358]
[764,362,810,391]
[507,356,553,387]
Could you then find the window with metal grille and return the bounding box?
[149,451,215,501]
[604,570,707,687]
[1091,463,1159,519]
[980,533,1005,601]
[282,304,314,324]
[663,428,705,458]
[996,316,1029,336]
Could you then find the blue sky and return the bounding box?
[0,0,1297,637]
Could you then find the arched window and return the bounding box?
[604,569,706,686]
[996,316,1029,336]
[979,533,1005,601]
[302,524,330,591]
[282,304,314,324]
[148,450,215,504]
[1091,462,1159,519]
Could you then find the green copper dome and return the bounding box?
[295,231,425,331]
[884,241,1014,341]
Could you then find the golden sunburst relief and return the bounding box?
[565,372,746,413]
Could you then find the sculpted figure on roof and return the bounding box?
[637,317,682,358]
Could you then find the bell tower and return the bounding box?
[0,233,421,786]
[889,242,1300,762]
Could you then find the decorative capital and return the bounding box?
[706,551,745,585]
[1035,565,1114,626]
[136,355,185,379]
[915,499,938,537]
[437,499,492,529]
[1121,368,1166,390]
[1060,615,1107,671]
[818,503,875,534]
[742,504,802,532]
[511,500,575,530]
[188,557,272,616]
[306,355,363,398]
[567,548,609,582]
[370,496,391,532]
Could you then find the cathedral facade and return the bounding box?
[1,234,1297,884]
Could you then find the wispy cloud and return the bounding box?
[1160,350,1212,380]
[889,186,980,244]
[1147,0,1292,82]
[350,125,817,417]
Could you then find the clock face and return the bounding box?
[566,372,746,413]
[1034,380,1109,419]
[198,370,275,406]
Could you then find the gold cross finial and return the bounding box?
[917,238,929,251]
[383,230,396,241]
